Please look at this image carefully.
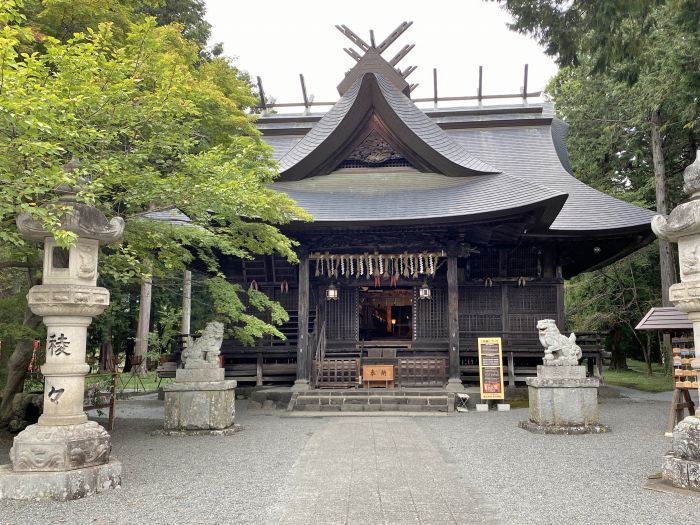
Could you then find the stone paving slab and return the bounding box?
[267,417,495,525]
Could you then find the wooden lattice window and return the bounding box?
[507,246,540,277]
[467,248,499,279]
[242,257,267,283]
[458,286,502,333]
[507,286,557,333]
[413,286,447,340]
[326,287,358,341]
[272,255,298,284]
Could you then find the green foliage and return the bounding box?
[604,358,673,392]
[147,303,181,356]
[206,276,289,346]
[0,2,310,355]
[500,0,699,369]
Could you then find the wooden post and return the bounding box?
[507,352,515,387]
[256,353,263,387]
[446,255,463,391]
[181,270,191,341]
[293,254,311,391]
[134,277,152,375]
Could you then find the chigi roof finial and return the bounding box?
[335,21,417,96]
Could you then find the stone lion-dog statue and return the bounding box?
[536,319,582,366]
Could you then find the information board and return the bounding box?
[478,337,504,400]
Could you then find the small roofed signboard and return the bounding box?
[478,337,504,400]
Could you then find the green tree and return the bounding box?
[496,0,700,371]
[0,2,309,426]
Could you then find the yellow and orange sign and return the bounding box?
[478,337,504,400]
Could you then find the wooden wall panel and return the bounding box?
[413,286,448,340]
[326,286,359,341]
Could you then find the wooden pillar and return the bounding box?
[134,277,152,375]
[446,255,463,391]
[293,254,311,391]
[181,269,192,341]
[555,263,566,330]
[256,353,263,386]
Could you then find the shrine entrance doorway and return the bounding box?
[359,287,413,342]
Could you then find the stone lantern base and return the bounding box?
[0,421,121,500]
[519,366,610,434]
[661,416,700,491]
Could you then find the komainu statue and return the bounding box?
[181,321,225,369]
[536,319,582,366]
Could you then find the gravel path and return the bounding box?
[0,395,697,524]
[419,398,697,525]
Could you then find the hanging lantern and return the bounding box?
[326,283,339,301]
[419,282,431,300]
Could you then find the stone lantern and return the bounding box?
[652,150,700,491]
[0,185,124,500]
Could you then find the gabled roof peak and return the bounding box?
[277,72,500,181]
[335,22,417,97]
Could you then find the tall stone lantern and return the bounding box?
[0,186,124,500]
[652,150,700,491]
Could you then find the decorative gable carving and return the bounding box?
[339,130,411,168]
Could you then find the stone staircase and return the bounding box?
[287,389,454,413]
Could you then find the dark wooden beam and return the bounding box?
[446,254,462,389]
[335,24,370,52]
[294,255,311,389]
[377,21,413,54]
[388,44,414,67]
[256,76,266,111]
[343,47,362,62]
[299,74,309,110]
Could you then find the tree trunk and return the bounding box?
[99,340,115,373]
[133,277,152,376]
[608,326,628,371]
[651,110,677,306]
[0,307,42,428]
[651,111,677,378]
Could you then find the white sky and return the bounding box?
[205,1,559,111]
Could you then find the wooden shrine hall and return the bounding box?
[219,23,655,390]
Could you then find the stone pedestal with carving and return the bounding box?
[0,186,124,501]
[652,150,700,492]
[161,322,237,434]
[519,365,609,434]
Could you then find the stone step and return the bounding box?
[288,391,453,413]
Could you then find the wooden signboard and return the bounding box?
[478,337,504,400]
[363,365,394,388]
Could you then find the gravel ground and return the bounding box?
[0,397,324,525]
[0,395,697,525]
[419,398,698,525]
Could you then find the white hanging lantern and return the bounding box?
[326,283,339,301]
[419,282,431,300]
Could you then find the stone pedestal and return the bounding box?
[163,379,237,432]
[519,366,610,434]
[662,416,700,490]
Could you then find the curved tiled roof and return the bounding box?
[271,171,567,226]
[261,89,653,235]
[277,73,498,181]
[446,124,655,232]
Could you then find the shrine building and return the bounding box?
[219,23,654,391]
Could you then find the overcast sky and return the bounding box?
[205,1,559,111]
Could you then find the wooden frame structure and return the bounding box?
[220,22,654,389]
